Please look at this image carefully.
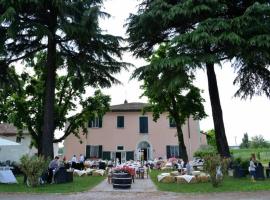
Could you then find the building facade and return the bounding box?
[0,123,59,163]
[64,102,206,163]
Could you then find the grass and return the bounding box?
[231,148,270,164]
[150,170,270,193]
[0,175,105,193]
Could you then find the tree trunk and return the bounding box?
[176,124,188,162]
[41,12,57,158]
[206,63,230,157]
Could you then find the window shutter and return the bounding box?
[126,151,134,161]
[88,120,92,128]
[139,117,148,133]
[99,117,102,128]
[102,151,111,160]
[166,145,171,159]
[169,117,176,127]
[177,145,181,158]
[139,117,143,133]
[117,116,124,128]
[98,145,103,158]
[86,145,91,159]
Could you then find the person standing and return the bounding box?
[79,154,85,170]
[48,156,59,183]
[249,156,257,182]
[71,155,77,169]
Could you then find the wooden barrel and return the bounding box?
[112,172,132,189]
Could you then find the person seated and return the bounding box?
[185,161,193,175]
[48,156,59,183]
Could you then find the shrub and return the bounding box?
[20,155,48,187]
[203,154,230,187]
[193,145,217,158]
[232,157,249,169]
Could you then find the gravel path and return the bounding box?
[1,177,270,200]
[1,191,270,200]
[91,176,157,192]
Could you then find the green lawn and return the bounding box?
[231,148,270,165]
[150,170,270,193]
[0,175,105,193]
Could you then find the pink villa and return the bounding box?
[64,102,207,163]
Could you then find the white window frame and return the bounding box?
[90,117,101,128]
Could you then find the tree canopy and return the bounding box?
[126,0,270,157]
[0,0,128,157]
[0,53,111,150]
[133,44,206,161]
[240,133,249,149]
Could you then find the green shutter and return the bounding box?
[126,151,134,161]
[169,117,176,127]
[139,116,148,133]
[117,116,124,128]
[88,120,92,128]
[98,145,103,158]
[99,117,102,128]
[86,145,91,159]
[177,145,181,158]
[166,145,171,159]
[102,151,111,160]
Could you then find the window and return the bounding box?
[117,116,124,128]
[166,145,180,158]
[169,117,176,128]
[88,117,102,128]
[86,145,102,159]
[117,145,124,150]
[90,146,99,158]
[139,116,148,133]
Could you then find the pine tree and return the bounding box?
[126,0,270,157]
[0,0,127,158]
[133,44,206,161]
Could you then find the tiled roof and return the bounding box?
[0,123,28,136]
[110,102,148,112]
[0,123,18,136]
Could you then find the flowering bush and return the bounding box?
[113,166,135,176]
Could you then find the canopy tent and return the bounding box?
[0,137,20,146]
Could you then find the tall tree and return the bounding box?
[126,0,270,157]
[240,133,249,149]
[0,1,127,158]
[133,44,206,161]
[0,53,111,152]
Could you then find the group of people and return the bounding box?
[71,154,85,170]
[46,154,85,184]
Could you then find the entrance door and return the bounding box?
[121,151,126,163]
[142,148,147,161]
[137,141,151,161]
[116,152,121,164]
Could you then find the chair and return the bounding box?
[139,167,144,179]
[255,163,265,180]
[54,167,73,184]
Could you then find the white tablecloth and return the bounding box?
[0,169,17,183]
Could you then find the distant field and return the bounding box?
[231,148,270,164]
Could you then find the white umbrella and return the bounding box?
[0,137,20,146]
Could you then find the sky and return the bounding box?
[98,0,270,146]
